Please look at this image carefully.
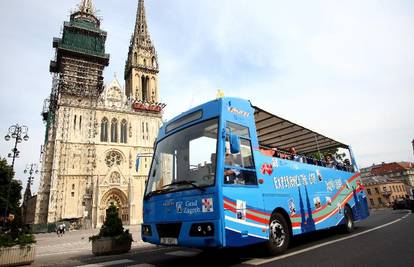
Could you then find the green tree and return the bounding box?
[0,157,35,247]
[98,203,124,237]
[89,203,132,243]
[0,157,23,221]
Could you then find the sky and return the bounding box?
[0,0,413,194]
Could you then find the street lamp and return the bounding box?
[24,163,39,183]
[22,163,38,224]
[2,124,29,227]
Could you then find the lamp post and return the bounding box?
[3,124,29,227]
[22,164,38,225]
[412,139,414,158]
[24,164,38,188]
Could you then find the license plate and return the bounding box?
[160,237,178,245]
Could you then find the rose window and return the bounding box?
[105,151,122,167]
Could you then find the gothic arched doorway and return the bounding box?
[99,188,129,225]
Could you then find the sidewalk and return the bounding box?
[35,225,144,257]
[33,225,157,266]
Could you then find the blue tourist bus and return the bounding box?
[141,97,369,254]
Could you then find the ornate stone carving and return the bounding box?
[109,172,121,184]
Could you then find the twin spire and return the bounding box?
[76,0,151,48]
[133,0,153,47]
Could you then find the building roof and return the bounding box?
[363,175,404,186]
[371,162,414,176]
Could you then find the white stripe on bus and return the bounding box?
[225,215,269,229]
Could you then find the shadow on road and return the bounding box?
[39,224,374,267]
[131,227,362,267]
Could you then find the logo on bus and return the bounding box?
[261,163,273,175]
[227,107,249,117]
[202,198,214,213]
[176,202,183,213]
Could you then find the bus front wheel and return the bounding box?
[266,213,291,255]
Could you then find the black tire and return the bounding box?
[340,205,354,233]
[266,213,291,255]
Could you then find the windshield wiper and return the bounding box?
[144,188,174,199]
[162,180,206,192]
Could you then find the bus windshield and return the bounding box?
[145,118,218,198]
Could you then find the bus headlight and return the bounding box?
[189,223,214,237]
[142,225,152,236]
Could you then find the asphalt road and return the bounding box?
[32,209,413,267]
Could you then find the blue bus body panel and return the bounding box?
[143,97,370,248]
[223,155,369,246]
[142,187,224,247]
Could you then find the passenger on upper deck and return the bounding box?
[343,159,353,172]
[290,147,304,163]
[324,154,335,169]
[271,147,278,157]
[259,147,277,157]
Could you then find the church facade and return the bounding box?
[35,0,163,228]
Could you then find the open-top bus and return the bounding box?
[141,97,369,254]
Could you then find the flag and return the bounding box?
[135,154,140,172]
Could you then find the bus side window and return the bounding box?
[240,138,254,169]
[224,137,257,185]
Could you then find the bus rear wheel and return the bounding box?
[266,213,291,255]
[340,205,354,233]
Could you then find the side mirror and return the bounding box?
[229,133,240,154]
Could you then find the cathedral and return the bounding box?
[35,0,163,228]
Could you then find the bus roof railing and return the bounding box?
[252,105,349,154]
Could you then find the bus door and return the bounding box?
[222,122,267,247]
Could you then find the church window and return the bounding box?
[105,151,123,167]
[111,118,118,142]
[71,192,74,197]
[152,57,156,68]
[141,76,149,101]
[134,52,138,64]
[72,184,75,190]
[79,116,82,130]
[74,115,77,130]
[143,59,147,66]
[120,120,128,143]
[101,118,108,142]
